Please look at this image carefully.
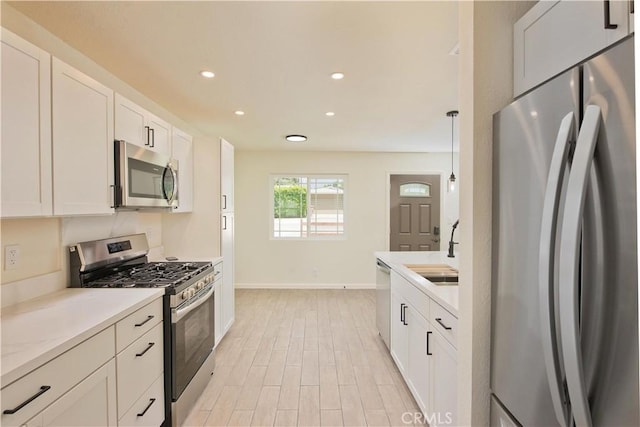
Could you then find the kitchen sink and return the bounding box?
[404,264,459,286]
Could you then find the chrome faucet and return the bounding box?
[448,219,459,258]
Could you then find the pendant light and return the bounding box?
[446,110,458,192]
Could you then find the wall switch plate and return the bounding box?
[5,245,20,270]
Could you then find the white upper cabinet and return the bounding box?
[172,127,194,213]
[220,138,234,212]
[1,29,52,217]
[115,94,171,155]
[52,58,114,216]
[514,0,632,96]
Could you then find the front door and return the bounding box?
[389,174,441,251]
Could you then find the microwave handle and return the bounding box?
[163,163,178,205]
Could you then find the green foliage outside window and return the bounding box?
[274,185,307,218]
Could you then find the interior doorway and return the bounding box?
[389,174,441,251]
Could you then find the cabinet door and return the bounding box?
[147,113,171,155]
[390,291,408,375]
[172,128,193,213]
[114,93,147,147]
[407,307,430,415]
[514,0,629,96]
[429,329,457,426]
[221,213,234,333]
[51,58,114,216]
[214,278,222,346]
[1,29,52,217]
[41,359,117,427]
[220,138,234,212]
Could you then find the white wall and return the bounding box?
[235,150,459,287]
[0,4,220,305]
[457,1,534,425]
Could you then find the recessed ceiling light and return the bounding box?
[200,70,215,78]
[234,110,245,116]
[325,112,335,117]
[331,72,345,80]
[285,134,307,142]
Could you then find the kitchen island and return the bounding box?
[375,251,459,426]
[375,250,458,314]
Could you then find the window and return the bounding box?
[272,175,346,239]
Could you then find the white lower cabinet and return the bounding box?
[0,297,164,427]
[117,374,164,427]
[390,290,409,374]
[430,330,457,426]
[390,271,457,425]
[214,272,223,347]
[41,360,117,427]
[407,307,430,412]
[116,323,164,419]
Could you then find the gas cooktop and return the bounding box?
[85,261,212,288]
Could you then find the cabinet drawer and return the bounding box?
[1,327,115,427]
[430,300,457,348]
[116,323,163,418]
[118,373,164,427]
[391,271,429,320]
[116,298,162,353]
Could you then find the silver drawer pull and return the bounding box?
[134,315,154,327]
[3,385,51,414]
[136,342,155,357]
[435,317,452,330]
[137,398,156,417]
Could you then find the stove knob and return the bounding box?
[191,288,197,298]
[198,281,204,290]
[181,290,189,300]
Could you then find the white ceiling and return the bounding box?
[10,1,459,152]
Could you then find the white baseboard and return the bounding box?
[234,282,375,290]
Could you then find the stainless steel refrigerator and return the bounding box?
[491,36,638,427]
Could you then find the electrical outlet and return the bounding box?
[5,245,20,270]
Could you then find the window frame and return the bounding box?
[269,174,347,241]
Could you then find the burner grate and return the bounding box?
[85,261,212,288]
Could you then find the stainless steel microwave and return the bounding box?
[114,140,178,209]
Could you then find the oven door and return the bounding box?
[171,284,215,400]
[115,140,178,209]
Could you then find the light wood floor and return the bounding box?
[183,289,423,427]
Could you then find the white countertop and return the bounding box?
[375,251,459,314]
[1,288,164,387]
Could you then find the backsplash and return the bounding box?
[1,212,162,307]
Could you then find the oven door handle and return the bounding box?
[172,284,214,323]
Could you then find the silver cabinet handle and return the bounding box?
[559,105,602,427]
[145,126,151,146]
[538,112,574,427]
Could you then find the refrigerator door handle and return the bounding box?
[559,105,603,427]
[538,112,575,427]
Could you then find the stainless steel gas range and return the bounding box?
[69,233,218,427]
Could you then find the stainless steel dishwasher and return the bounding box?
[375,258,391,349]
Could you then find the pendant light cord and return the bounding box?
[451,114,454,173]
